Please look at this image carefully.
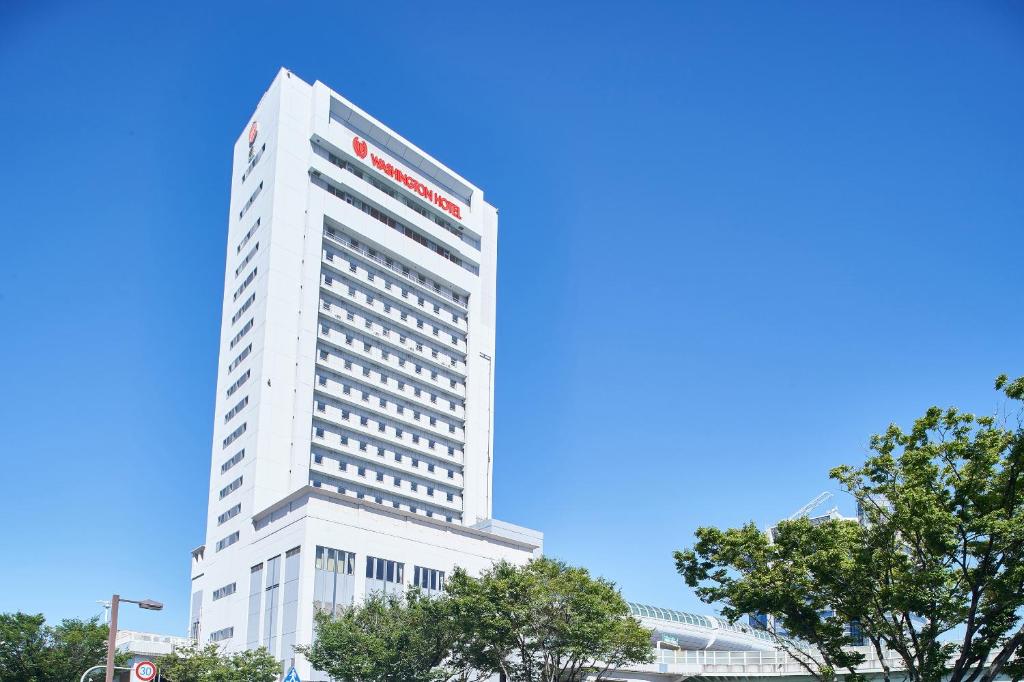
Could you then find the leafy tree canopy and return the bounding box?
[675,375,1024,682]
[298,589,464,682]
[445,557,653,682]
[0,612,112,682]
[299,558,651,682]
[156,642,280,682]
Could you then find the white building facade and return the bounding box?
[188,68,542,679]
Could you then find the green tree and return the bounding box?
[46,617,113,682]
[676,374,1024,682]
[156,642,280,682]
[0,613,112,682]
[445,557,653,682]
[0,613,48,682]
[298,588,466,682]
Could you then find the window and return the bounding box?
[221,449,245,473]
[217,503,242,525]
[315,427,325,438]
[219,476,243,499]
[209,626,234,642]
[227,370,251,397]
[223,423,247,448]
[228,344,252,372]
[263,555,281,652]
[236,218,260,254]
[231,294,256,325]
[413,566,446,595]
[315,546,356,612]
[213,583,237,600]
[365,556,404,595]
[242,141,266,181]
[233,268,258,301]
[215,531,239,552]
[224,396,249,422]
[235,243,259,277]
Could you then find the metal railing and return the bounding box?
[650,648,986,676]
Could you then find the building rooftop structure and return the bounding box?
[628,602,777,652]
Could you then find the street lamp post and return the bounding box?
[104,594,164,682]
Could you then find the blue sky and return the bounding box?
[1,1,1021,634]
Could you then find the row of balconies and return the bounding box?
[316,320,467,405]
[311,435,463,489]
[307,436,460,489]
[322,247,469,334]
[312,384,465,448]
[314,357,466,429]
[320,277,467,364]
[309,446,462,510]
[311,397,462,464]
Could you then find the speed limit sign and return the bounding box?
[132,660,158,682]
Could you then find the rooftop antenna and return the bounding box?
[97,600,111,625]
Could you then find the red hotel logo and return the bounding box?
[351,136,462,220]
[352,136,368,159]
[248,121,258,146]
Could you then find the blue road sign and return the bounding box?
[283,666,301,682]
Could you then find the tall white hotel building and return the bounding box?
[188,68,542,678]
